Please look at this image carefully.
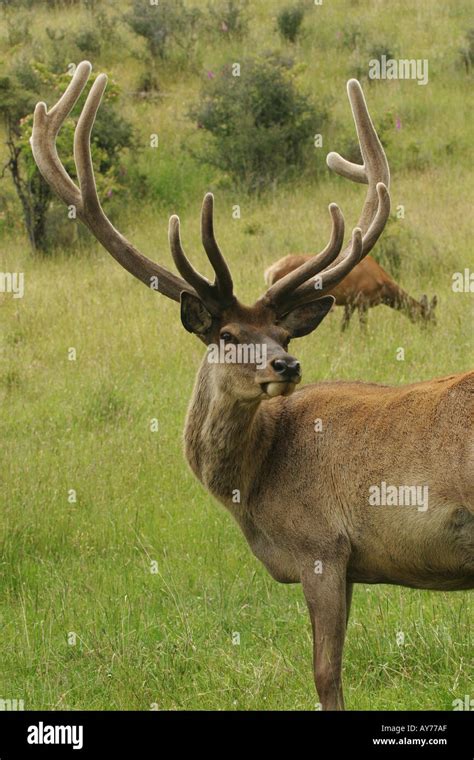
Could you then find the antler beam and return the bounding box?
[31,61,234,314]
[264,79,390,316]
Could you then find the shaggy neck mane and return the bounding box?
[183,356,278,509]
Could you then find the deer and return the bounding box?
[264,255,438,331]
[31,62,474,710]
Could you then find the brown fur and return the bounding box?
[184,345,473,709]
[265,254,438,329]
[185,358,474,593]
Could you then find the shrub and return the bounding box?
[367,42,397,64]
[75,28,102,57]
[276,5,305,44]
[206,0,248,38]
[45,27,73,73]
[3,10,32,47]
[135,69,160,98]
[124,0,201,60]
[44,26,103,69]
[190,55,323,191]
[42,16,115,71]
[349,39,397,83]
[90,7,120,46]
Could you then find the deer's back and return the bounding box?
[277,371,473,508]
[264,254,395,305]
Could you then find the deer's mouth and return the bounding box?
[260,381,299,398]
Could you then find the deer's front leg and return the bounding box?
[301,562,348,710]
[346,581,354,628]
[358,302,369,330]
[341,303,356,331]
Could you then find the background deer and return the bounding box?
[265,253,438,330]
[31,62,474,710]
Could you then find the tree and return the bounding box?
[0,62,133,252]
[0,68,49,250]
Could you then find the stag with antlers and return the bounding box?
[31,63,474,710]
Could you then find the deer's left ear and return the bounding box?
[278,296,335,338]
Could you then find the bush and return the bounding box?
[44,27,73,73]
[124,0,201,60]
[135,69,160,98]
[45,26,103,67]
[276,5,305,43]
[190,55,323,191]
[3,10,32,47]
[206,0,248,38]
[89,7,120,46]
[75,28,102,57]
[367,42,397,64]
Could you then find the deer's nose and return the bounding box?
[271,357,301,380]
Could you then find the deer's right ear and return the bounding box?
[180,292,213,335]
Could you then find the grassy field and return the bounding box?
[0,0,472,710]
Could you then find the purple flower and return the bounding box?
[396,117,402,130]
[207,71,215,80]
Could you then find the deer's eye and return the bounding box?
[220,331,236,344]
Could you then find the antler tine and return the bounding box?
[359,182,390,255]
[263,79,390,316]
[318,226,363,292]
[280,228,363,313]
[31,61,92,209]
[279,183,390,313]
[327,79,390,239]
[168,215,222,315]
[31,60,211,304]
[264,203,345,307]
[201,193,234,306]
[326,154,367,184]
[74,71,107,216]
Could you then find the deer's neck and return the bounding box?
[388,285,425,322]
[183,358,277,510]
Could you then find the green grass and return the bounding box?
[0,0,473,710]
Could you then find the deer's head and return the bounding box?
[30,63,390,402]
[420,294,438,325]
